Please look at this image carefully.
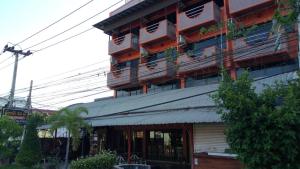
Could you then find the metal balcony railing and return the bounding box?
[228,0,273,16]
[177,46,219,74]
[138,58,176,82]
[109,33,139,55]
[178,1,220,32]
[107,67,138,89]
[232,29,289,63]
[140,19,176,45]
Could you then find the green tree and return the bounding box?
[213,70,300,169]
[47,107,90,169]
[0,116,22,163]
[15,114,43,168]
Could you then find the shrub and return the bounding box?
[15,114,43,167]
[0,116,22,162]
[70,151,117,169]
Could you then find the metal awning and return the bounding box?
[88,108,221,127]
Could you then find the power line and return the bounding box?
[33,27,95,53]
[85,69,298,120]
[35,34,299,108]
[2,31,297,108]
[16,0,95,45]
[24,0,123,50]
[12,31,298,98]
[0,54,13,66]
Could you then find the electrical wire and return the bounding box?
[12,31,298,101]
[23,0,123,50]
[12,29,292,95]
[15,0,95,45]
[34,34,299,108]
[0,54,13,66]
[2,30,298,108]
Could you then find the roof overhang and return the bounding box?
[93,0,178,35]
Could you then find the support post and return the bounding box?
[142,130,147,159]
[182,126,187,162]
[143,84,147,94]
[180,78,185,89]
[298,14,300,69]
[127,128,132,164]
[188,126,194,169]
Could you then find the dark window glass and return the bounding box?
[186,35,226,57]
[237,61,298,79]
[147,130,183,161]
[245,22,272,46]
[147,80,179,93]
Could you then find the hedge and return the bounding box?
[70,151,116,169]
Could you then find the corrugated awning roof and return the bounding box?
[66,71,297,127]
[88,108,221,127]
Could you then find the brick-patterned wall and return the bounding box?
[193,153,242,169]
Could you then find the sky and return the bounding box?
[0,0,125,110]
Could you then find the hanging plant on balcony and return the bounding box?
[273,0,299,27]
[165,47,178,62]
[199,22,224,36]
[226,19,258,40]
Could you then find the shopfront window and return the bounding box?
[147,130,183,161]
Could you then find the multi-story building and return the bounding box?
[71,0,299,169]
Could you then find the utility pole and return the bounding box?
[2,45,32,108]
[21,80,33,144]
[25,80,33,112]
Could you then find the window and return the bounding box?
[237,61,298,80]
[116,87,143,98]
[186,75,221,88]
[185,35,226,58]
[147,130,183,161]
[245,22,272,46]
[147,80,179,94]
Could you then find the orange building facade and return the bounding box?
[90,0,299,169]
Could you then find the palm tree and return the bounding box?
[48,107,90,169]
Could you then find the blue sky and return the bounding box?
[0,0,123,109]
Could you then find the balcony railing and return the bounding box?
[107,67,138,89]
[177,46,219,74]
[228,0,273,16]
[109,33,139,55]
[138,58,176,82]
[232,30,289,62]
[140,20,176,45]
[178,1,220,32]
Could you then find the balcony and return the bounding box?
[228,0,273,16]
[138,58,176,82]
[177,46,219,74]
[178,1,220,33]
[110,0,145,16]
[109,33,139,55]
[233,29,289,63]
[107,67,138,89]
[140,20,176,45]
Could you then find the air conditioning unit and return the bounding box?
[140,47,149,57]
[178,35,186,46]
